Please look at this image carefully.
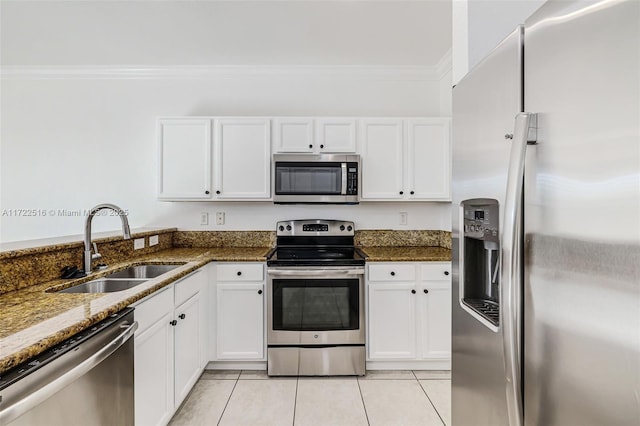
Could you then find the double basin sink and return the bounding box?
[55,264,183,294]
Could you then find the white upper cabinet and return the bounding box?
[407,119,451,200]
[157,119,212,200]
[157,117,271,201]
[157,116,449,202]
[273,118,356,153]
[214,118,271,199]
[358,117,451,201]
[273,118,315,153]
[315,118,357,153]
[359,119,404,200]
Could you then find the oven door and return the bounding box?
[267,267,365,345]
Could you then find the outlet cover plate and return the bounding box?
[134,238,145,250]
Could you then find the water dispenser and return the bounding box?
[461,199,500,326]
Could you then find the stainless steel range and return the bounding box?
[266,219,366,376]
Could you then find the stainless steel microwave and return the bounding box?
[273,154,360,204]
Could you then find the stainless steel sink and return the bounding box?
[54,263,185,293]
[57,278,147,294]
[105,264,182,279]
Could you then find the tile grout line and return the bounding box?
[356,376,371,426]
[216,371,241,426]
[292,376,299,426]
[415,373,446,426]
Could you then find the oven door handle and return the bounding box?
[268,268,364,277]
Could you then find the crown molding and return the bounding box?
[1,64,446,81]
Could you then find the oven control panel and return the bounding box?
[276,220,355,236]
[303,224,328,232]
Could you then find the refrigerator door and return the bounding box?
[523,1,640,425]
[451,28,523,426]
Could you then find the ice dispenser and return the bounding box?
[461,199,500,327]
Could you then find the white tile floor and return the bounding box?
[169,370,451,426]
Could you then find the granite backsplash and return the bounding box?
[0,228,451,295]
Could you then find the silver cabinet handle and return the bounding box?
[0,320,138,424]
[501,112,537,426]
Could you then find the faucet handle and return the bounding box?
[91,242,102,260]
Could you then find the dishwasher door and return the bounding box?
[0,308,137,426]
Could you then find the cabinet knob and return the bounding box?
[320,144,324,149]
[258,289,263,295]
[410,191,415,195]
[309,144,313,149]
[216,190,221,195]
[205,190,210,195]
[390,271,396,276]
[170,320,177,326]
[411,289,416,294]
[399,191,404,195]
[424,289,429,294]
[444,271,450,276]
[179,313,186,320]
[237,271,242,276]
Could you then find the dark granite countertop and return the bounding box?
[0,246,271,374]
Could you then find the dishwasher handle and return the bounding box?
[0,320,138,424]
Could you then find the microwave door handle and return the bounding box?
[341,163,347,195]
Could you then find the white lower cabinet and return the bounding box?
[367,262,451,368]
[133,268,208,426]
[213,263,265,360]
[134,289,174,426]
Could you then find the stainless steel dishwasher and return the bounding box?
[0,308,137,426]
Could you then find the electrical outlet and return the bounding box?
[134,238,145,250]
[399,212,408,225]
[216,212,225,225]
[200,212,209,225]
[149,235,159,246]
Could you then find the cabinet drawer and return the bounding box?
[134,286,173,335]
[216,263,264,281]
[368,263,416,281]
[421,262,451,281]
[175,269,204,306]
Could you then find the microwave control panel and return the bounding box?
[347,163,358,195]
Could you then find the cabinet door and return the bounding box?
[174,293,201,408]
[214,118,271,199]
[367,282,417,359]
[406,119,451,200]
[135,312,174,426]
[216,282,264,359]
[420,263,452,360]
[315,118,357,152]
[273,118,314,153]
[359,119,404,200]
[157,119,212,200]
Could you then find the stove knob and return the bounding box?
[340,225,345,231]
[286,225,292,231]
[279,225,284,231]
[347,225,353,231]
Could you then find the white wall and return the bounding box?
[452,0,545,84]
[0,1,453,242]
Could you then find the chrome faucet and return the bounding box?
[84,203,131,273]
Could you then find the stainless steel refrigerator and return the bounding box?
[451,1,639,425]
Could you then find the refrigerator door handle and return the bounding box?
[501,112,537,426]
